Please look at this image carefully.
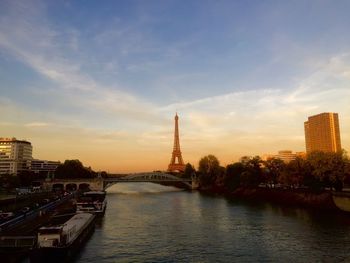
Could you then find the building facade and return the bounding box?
[276,150,296,163]
[0,138,33,175]
[31,159,61,176]
[304,112,342,153]
[262,150,304,163]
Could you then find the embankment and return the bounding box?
[200,186,340,211]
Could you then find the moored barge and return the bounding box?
[76,191,107,215]
[31,213,95,262]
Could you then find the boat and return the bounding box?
[76,191,107,215]
[31,213,95,262]
[332,191,350,212]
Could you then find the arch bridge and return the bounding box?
[42,178,104,192]
[104,172,196,190]
[42,172,198,191]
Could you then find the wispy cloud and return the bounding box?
[158,53,350,162]
[0,0,159,124]
[24,122,51,128]
[0,0,349,171]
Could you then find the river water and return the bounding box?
[75,183,350,262]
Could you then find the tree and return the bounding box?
[306,151,347,191]
[224,162,244,191]
[100,171,108,178]
[55,160,96,179]
[239,156,264,187]
[18,170,36,186]
[264,158,286,187]
[333,151,349,190]
[343,151,350,186]
[281,157,308,187]
[183,163,196,178]
[0,174,20,190]
[198,155,221,188]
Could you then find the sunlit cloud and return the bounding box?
[161,54,350,164]
[0,0,349,171]
[24,122,51,128]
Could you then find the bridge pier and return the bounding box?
[191,178,199,190]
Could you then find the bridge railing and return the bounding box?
[0,193,74,233]
[104,172,192,181]
[104,178,192,181]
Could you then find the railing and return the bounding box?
[0,236,36,248]
[103,174,195,190]
[104,172,192,182]
[0,193,74,233]
[104,178,192,182]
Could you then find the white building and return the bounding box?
[31,159,61,175]
[262,150,305,163]
[276,150,296,163]
[0,138,33,175]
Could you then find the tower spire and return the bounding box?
[168,113,185,172]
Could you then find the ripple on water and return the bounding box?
[75,183,350,262]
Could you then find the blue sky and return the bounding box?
[0,0,349,172]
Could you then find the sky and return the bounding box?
[0,0,349,172]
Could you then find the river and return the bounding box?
[74,183,350,262]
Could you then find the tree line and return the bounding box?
[0,159,105,191]
[54,159,98,179]
[184,151,350,192]
[2,153,350,192]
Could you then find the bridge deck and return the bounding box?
[43,173,196,190]
[104,179,192,182]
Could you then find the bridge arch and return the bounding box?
[66,183,77,192]
[52,183,64,192]
[103,172,193,190]
[78,183,91,191]
[42,173,197,192]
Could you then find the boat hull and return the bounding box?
[30,215,95,262]
[332,192,350,212]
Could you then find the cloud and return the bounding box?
[24,122,51,128]
[158,53,350,162]
[0,1,349,171]
[0,0,160,124]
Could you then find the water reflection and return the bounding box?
[106,182,182,195]
[225,197,350,261]
[74,183,350,262]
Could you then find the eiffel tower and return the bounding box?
[168,113,185,172]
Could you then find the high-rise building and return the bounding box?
[0,138,33,175]
[0,138,61,177]
[304,112,342,153]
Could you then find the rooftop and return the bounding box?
[0,137,31,145]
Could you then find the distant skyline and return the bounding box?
[0,0,349,172]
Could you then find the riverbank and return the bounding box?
[200,186,341,212]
